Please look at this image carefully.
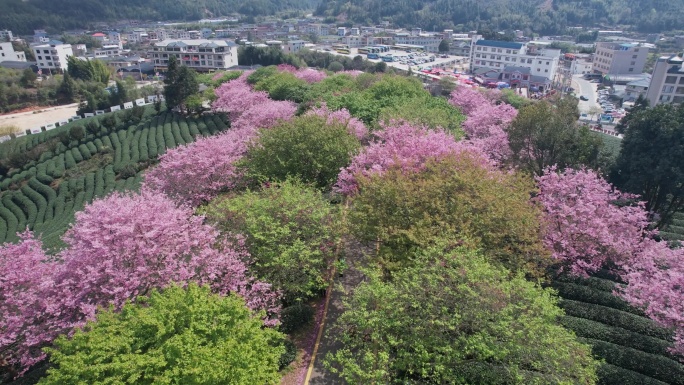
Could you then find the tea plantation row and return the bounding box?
[0,109,227,249]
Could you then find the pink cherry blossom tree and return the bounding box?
[305,104,368,140]
[335,121,493,195]
[149,74,297,206]
[618,238,684,358]
[294,68,328,83]
[0,231,58,372]
[535,167,651,276]
[0,191,280,375]
[449,86,516,162]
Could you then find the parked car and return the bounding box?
[580,95,589,101]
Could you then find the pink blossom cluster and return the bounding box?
[0,191,279,374]
[449,86,517,162]
[618,238,684,357]
[275,64,328,83]
[148,74,297,206]
[335,120,493,195]
[305,104,368,140]
[536,167,650,276]
[294,68,328,83]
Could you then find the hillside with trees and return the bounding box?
[315,0,684,34]
[0,0,316,34]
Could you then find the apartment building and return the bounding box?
[592,42,648,75]
[150,39,238,71]
[283,40,306,54]
[393,33,442,53]
[469,36,560,80]
[0,30,13,41]
[646,55,684,106]
[33,41,73,72]
[0,42,26,62]
[93,44,123,58]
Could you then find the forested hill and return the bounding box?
[315,0,684,34]
[0,0,316,34]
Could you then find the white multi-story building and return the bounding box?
[592,42,648,76]
[33,41,73,72]
[150,39,238,71]
[34,30,50,43]
[283,40,305,53]
[0,30,13,41]
[0,42,26,62]
[646,55,684,106]
[469,36,560,80]
[127,29,148,44]
[394,33,442,53]
[93,44,123,58]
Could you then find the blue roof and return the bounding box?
[475,40,523,50]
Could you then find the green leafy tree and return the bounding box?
[253,71,311,103]
[610,103,684,226]
[57,72,77,102]
[242,115,361,190]
[40,284,284,385]
[615,94,649,134]
[348,153,549,277]
[327,61,344,72]
[201,179,339,304]
[20,68,37,88]
[378,95,464,136]
[68,125,85,142]
[164,56,199,114]
[507,98,607,175]
[438,38,450,52]
[325,245,599,385]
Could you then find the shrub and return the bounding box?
[242,115,361,190]
[279,339,298,370]
[68,125,85,142]
[279,303,315,334]
[202,179,338,304]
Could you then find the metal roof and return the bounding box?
[474,39,524,50]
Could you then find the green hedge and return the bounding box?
[560,299,673,340]
[561,316,674,357]
[581,338,684,384]
[597,363,670,385]
[552,281,641,315]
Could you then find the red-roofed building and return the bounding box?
[92,32,107,42]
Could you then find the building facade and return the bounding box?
[646,55,684,106]
[393,33,442,53]
[283,40,305,53]
[624,77,650,102]
[0,30,13,41]
[150,39,238,71]
[469,36,560,80]
[32,41,73,72]
[592,42,648,75]
[0,42,26,62]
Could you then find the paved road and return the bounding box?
[572,75,600,114]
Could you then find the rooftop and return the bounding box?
[155,39,237,48]
[474,39,524,50]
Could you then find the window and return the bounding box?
[527,59,532,64]
[497,55,501,60]
[546,61,549,65]
[545,69,548,72]
[629,68,634,72]
[632,55,637,59]
[630,61,636,65]
[677,87,684,94]
[660,95,671,102]
[674,96,684,104]
[475,54,480,58]
[662,85,675,93]
[666,76,677,84]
